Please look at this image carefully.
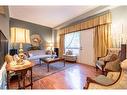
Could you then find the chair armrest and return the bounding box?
[97,57,101,60]
[97,56,107,60]
[103,61,110,67]
[104,60,110,63]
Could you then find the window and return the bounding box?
[64,32,80,55]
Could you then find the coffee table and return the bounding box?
[40,57,65,72]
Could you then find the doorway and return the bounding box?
[78,28,95,66]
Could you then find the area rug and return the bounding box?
[32,62,76,81]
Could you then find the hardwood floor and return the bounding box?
[9,63,101,89]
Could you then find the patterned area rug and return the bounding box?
[32,62,76,81]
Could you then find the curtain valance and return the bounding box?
[59,12,111,35]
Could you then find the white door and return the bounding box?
[78,28,95,66]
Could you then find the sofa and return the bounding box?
[26,50,57,63]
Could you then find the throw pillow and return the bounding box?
[109,54,118,61]
[104,59,121,71]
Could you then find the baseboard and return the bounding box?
[76,61,95,67]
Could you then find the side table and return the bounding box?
[6,60,34,89]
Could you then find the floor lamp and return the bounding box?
[11,27,30,57]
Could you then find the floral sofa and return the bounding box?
[26,50,57,63]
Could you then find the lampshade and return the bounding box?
[11,27,30,44]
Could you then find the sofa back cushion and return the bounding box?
[28,50,46,57]
[108,48,121,56]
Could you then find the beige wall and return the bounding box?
[111,6,127,48]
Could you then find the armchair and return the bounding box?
[96,48,121,74]
[63,50,77,62]
[84,59,127,89]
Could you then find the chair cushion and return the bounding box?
[93,75,115,85]
[96,60,105,66]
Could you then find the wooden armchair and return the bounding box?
[84,59,127,89]
[96,48,121,74]
[84,71,121,89]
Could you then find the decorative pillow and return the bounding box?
[109,54,118,61]
[66,50,73,55]
[104,59,121,71]
[45,50,52,55]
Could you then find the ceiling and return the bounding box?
[9,6,97,28]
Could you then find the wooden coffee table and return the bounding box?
[40,57,65,72]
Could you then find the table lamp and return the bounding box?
[11,27,30,55]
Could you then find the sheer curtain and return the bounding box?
[64,32,80,55]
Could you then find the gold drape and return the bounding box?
[59,12,111,35]
[94,24,112,60]
[58,12,112,59]
[59,34,65,57]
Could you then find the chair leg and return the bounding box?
[83,83,89,89]
[83,77,91,89]
[96,65,98,71]
[102,66,105,75]
[47,64,49,72]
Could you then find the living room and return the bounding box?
[0,1,127,94]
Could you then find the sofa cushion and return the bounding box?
[28,55,52,60]
[28,50,46,57]
[27,50,57,61]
